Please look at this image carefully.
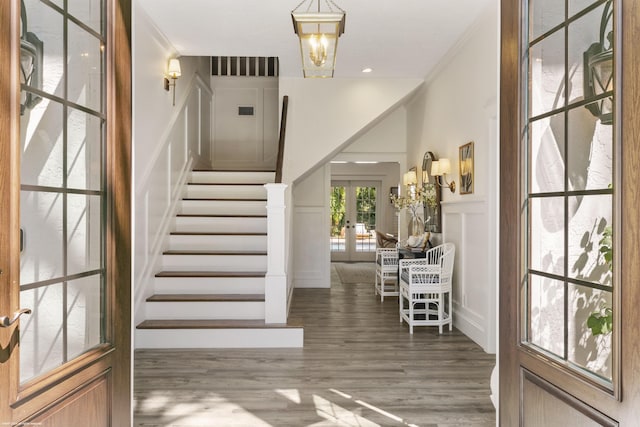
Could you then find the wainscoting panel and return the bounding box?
[442,199,494,352]
[134,73,212,328]
[292,207,330,288]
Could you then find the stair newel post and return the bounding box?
[264,183,288,323]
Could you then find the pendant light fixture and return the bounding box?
[291,0,345,78]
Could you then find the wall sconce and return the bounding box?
[583,0,613,124]
[19,0,44,115]
[402,170,418,187]
[431,158,456,193]
[164,58,182,106]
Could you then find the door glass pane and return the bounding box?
[19,284,65,382]
[67,108,102,191]
[19,0,106,384]
[530,0,564,40]
[330,186,346,253]
[67,20,104,113]
[567,3,610,105]
[523,0,615,388]
[20,190,64,283]
[67,275,103,360]
[568,283,612,380]
[21,0,65,99]
[68,0,102,34]
[530,275,565,358]
[567,107,613,192]
[20,98,64,187]
[530,114,565,193]
[355,186,376,253]
[529,30,565,117]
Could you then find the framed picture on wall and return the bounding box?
[459,141,474,194]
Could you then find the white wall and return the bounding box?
[210,76,279,170]
[405,3,499,353]
[281,78,419,291]
[291,166,331,288]
[279,78,422,184]
[132,6,212,328]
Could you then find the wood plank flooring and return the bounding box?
[134,264,496,426]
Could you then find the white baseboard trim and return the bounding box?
[454,303,489,352]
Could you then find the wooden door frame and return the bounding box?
[499,0,640,424]
[0,0,131,425]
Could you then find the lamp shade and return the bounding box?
[167,58,182,78]
[292,8,345,78]
[431,160,441,176]
[406,170,417,185]
[439,158,451,175]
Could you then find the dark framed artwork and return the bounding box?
[421,151,442,233]
[459,141,474,194]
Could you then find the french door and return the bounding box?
[1,0,131,425]
[500,0,640,424]
[330,181,378,262]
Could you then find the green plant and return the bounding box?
[587,307,613,335]
[587,224,613,336]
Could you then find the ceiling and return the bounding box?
[137,0,494,79]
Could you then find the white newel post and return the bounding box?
[264,183,288,324]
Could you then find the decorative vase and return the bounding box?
[410,213,424,237]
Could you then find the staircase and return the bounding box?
[135,170,303,348]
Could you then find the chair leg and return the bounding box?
[374,271,379,296]
[380,276,384,302]
[409,300,414,334]
[399,290,403,323]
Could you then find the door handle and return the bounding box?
[0,309,32,328]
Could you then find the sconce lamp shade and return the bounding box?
[167,58,182,79]
[292,0,345,78]
[431,160,441,176]
[431,158,455,193]
[439,158,451,175]
[403,171,417,186]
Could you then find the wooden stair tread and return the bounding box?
[163,250,267,256]
[188,182,267,186]
[170,232,267,236]
[176,214,267,219]
[182,198,267,202]
[155,271,266,278]
[192,169,275,173]
[147,294,265,302]
[136,319,300,329]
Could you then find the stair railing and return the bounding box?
[264,95,289,323]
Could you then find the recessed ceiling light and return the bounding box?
[362,67,373,73]
[355,161,379,164]
[330,161,348,164]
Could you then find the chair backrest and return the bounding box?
[424,243,446,265]
[376,230,398,248]
[438,242,455,286]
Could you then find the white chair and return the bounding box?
[375,247,399,301]
[398,243,455,334]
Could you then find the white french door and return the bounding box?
[330,180,379,262]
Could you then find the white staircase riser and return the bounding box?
[191,171,275,184]
[154,276,266,295]
[186,185,266,199]
[169,234,267,251]
[136,328,304,349]
[174,217,267,233]
[180,200,266,216]
[162,254,267,272]
[146,301,265,320]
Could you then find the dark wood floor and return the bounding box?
[134,265,496,426]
